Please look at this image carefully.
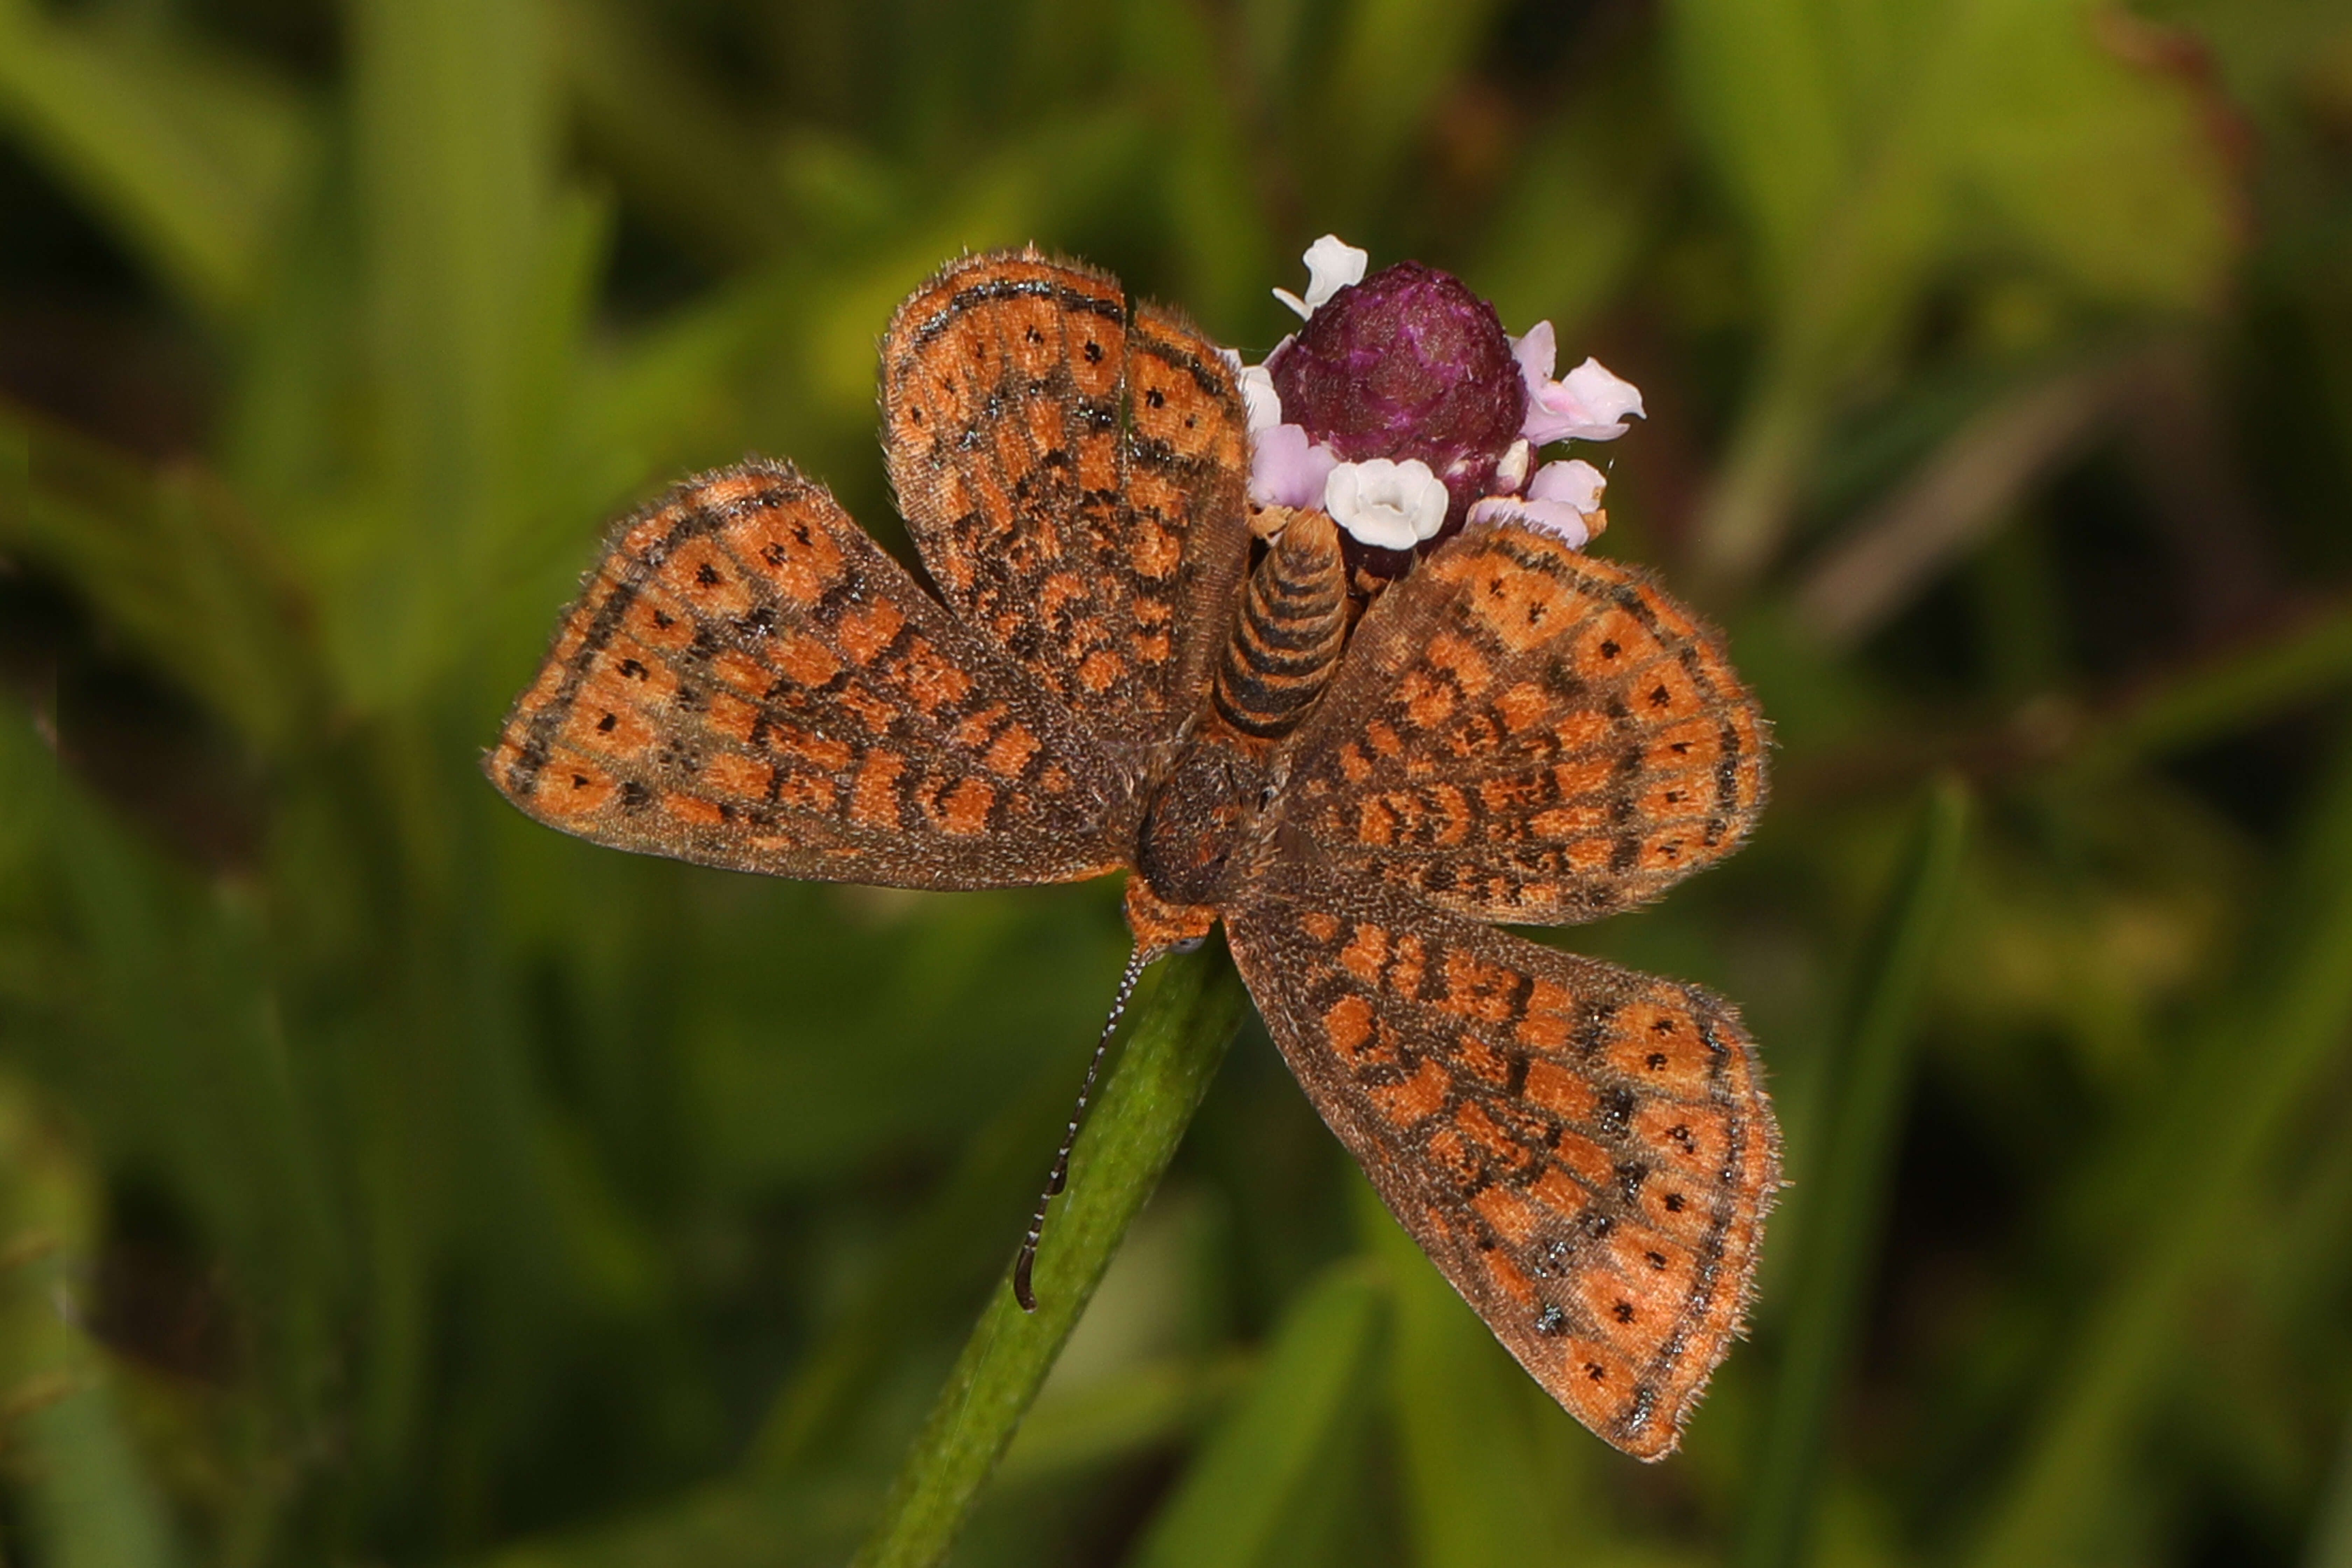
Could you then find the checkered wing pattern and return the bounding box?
[488,462,1128,889]
[1277,519,1768,926]
[1226,863,1778,1458]
[882,251,1252,769]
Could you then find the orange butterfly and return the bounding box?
[489,251,1776,1458]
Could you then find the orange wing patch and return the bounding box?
[488,461,1130,890]
[1227,866,1778,1460]
[1278,519,1768,926]
[881,251,1251,766]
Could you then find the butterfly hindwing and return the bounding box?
[489,461,1129,889]
[1275,519,1768,926]
[882,252,1252,768]
[1225,859,1777,1458]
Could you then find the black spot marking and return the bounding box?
[1599,639,1620,659]
[1645,1251,1667,1271]
[652,609,676,630]
[1586,1362,1608,1382]
[696,562,722,587]
[1612,1300,1635,1324]
[1084,338,1104,363]
[596,712,617,733]
[1646,1051,1667,1070]
[1665,1191,1686,1213]
[617,658,648,680]
[619,781,652,810]
[1145,387,1165,409]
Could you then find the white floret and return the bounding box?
[1273,234,1370,320]
[1324,457,1449,551]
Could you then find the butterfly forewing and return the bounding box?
[489,461,1128,889]
[1226,862,1778,1458]
[1278,520,1768,926]
[882,252,1251,767]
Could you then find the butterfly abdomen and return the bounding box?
[1212,509,1348,741]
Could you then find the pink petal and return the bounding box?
[1468,494,1591,550]
[1527,458,1606,513]
[1561,357,1644,427]
[1521,353,1646,446]
[1511,320,1559,385]
[1250,423,1339,509]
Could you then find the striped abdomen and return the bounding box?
[1213,510,1348,740]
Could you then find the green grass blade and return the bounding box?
[1362,1173,1582,1568]
[2309,1401,2352,1568]
[341,0,562,705]
[0,1080,183,1568]
[1,404,318,749]
[1738,777,1972,1568]
[0,2,312,318]
[2059,603,2352,785]
[1966,721,2352,1568]
[551,0,791,267]
[1126,1261,1384,1568]
[851,942,1248,1568]
[747,1071,1083,1475]
[997,1351,1252,1489]
[475,1476,881,1568]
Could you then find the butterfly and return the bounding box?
[486,250,1776,1459]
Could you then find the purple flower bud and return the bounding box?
[1266,261,1527,541]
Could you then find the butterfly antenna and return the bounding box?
[1013,945,1152,1312]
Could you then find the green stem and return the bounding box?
[1737,778,1972,1568]
[849,941,1248,1568]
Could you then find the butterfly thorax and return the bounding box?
[1127,509,1350,951]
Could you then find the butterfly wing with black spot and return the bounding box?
[881,251,1252,770]
[488,461,1130,889]
[1224,860,1779,1459]
[1274,519,1768,926]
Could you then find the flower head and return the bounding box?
[1267,261,1526,536]
[1240,237,1640,577]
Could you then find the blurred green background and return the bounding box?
[2,0,2350,1563]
